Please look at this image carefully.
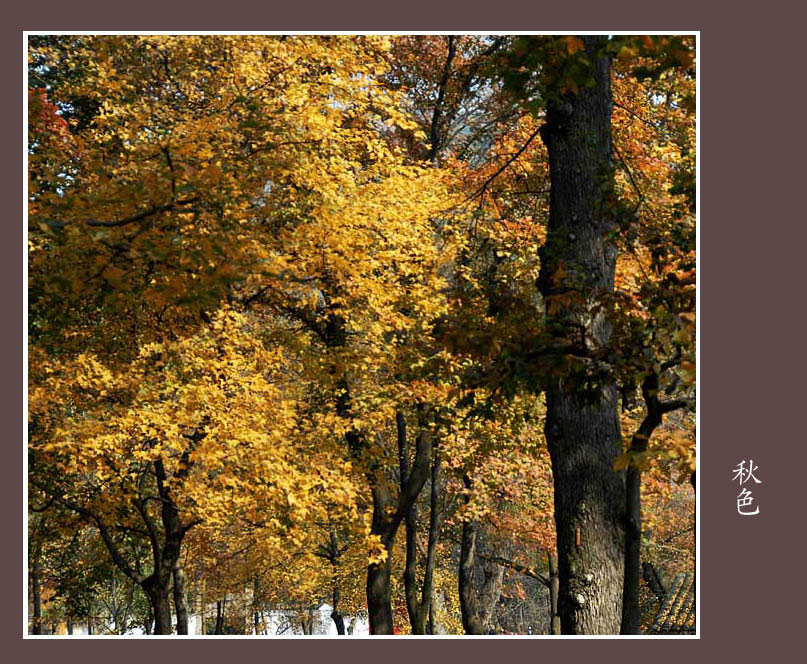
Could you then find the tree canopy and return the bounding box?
[27,34,695,636]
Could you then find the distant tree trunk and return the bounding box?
[331,586,346,635]
[78,455,194,635]
[331,610,346,635]
[66,617,73,635]
[621,372,692,634]
[621,379,659,634]
[548,552,561,635]
[364,408,433,635]
[325,314,433,636]
[300,608,315,634]
[537,34,625,634]
[214,600,224,635]
[458,515,483,634]
[31,541,43,635]
[173,563,188,635]
[403,430,442,635]
[459,476,505,634]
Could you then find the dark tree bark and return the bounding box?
[331,591,346,635]
[144,582,172,635]
[537,35,626,634]
[366,517,395,634]
[214,600,224,635]
[173,562,188,635]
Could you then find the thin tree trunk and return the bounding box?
[300,607,314,634]
[403,432,442,635]
[31,545,43,635]
[537,34,625,635]
[214,599,224,634]
[173,562,188,635]
[415,445,442,634]
[331,586,345,634]
[548,552,561,635]
[621,397,658,634]
[620,373,690,633]
[459,476,504,634]
[365,409,433,635]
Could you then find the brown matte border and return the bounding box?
[5,0,804,659]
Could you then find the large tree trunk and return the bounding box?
[537,35,625,635]
[144,582,172,635]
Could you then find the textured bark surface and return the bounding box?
[537,35,626,634]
